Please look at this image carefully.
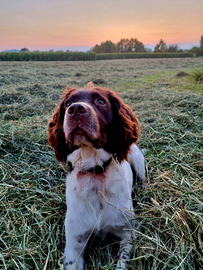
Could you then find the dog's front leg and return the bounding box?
[115,232,132,270]
[64,232,89,270]
[111,219,138,270]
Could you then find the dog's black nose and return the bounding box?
[68,103,87,116]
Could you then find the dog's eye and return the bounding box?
[97,99,105,105]
[66,101,72,107]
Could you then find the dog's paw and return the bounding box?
[64,256,84,270]
[64,259,76,270]
[115,259,128,270]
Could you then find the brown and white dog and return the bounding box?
[48,83,145,270]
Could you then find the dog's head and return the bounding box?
[48,83,140,163]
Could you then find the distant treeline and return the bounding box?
[92,37,203,55]
[93,39,148,53]
[0,51,96,61]
[1,35,202,61]
[92,39,187,53]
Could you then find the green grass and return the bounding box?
[117,71,203,93]
[0,60,203,269]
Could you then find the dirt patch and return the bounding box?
[175,71,189,77]
[92,78,106,85]
[75,72,82,77]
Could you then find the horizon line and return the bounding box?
[2,42,199,53]
[1,41,200,53]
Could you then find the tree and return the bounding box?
[20,48,29,52]
[100,41,116,53]
[92,41,116,53]
[133,38,146,52]
[116,38,146,53]
[127,38,134,52]
[167,44,179,52]
[92,44,101,53]
[189,46,201,56]
[200,35,203,50]
[154,39,167,52]
[116,38,125,52]
[146,48,152,52]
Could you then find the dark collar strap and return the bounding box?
[87,156,113,174]
[67,156,113,174]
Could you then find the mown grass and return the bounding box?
[0,59,203,269]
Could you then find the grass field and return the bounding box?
[0,58,203,270]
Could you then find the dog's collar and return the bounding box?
[67,156,113,174]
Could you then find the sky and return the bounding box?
[0,0,202,52]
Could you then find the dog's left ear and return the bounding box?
[48,102,69,162]
[106,91,140,162]
[48,88,75,162]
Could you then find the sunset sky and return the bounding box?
[1,0,202,51]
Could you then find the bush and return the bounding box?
[190,67,203,82]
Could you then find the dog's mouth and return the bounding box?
[71,128,92,146]
[66,127,103,148]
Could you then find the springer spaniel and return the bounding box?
[48,83,145,270]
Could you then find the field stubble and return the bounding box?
[0,58,203,269]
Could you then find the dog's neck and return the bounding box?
[67,146,112,173]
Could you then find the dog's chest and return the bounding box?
[68,168,120,199]
[65,163,133,234]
